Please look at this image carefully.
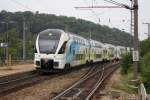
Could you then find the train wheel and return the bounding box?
[86,60,89,66]
[64,63,70,71]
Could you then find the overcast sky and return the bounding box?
[0,0,150,40]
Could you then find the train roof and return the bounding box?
[39,29,65,35]
[90,39,104,47]
[39,29,127,48]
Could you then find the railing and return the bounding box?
[138,83,148,100]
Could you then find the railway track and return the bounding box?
[0,64,95,97]
[51,62,119,100]
[0,70,44,96]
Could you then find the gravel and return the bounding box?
[97,68,138,100]
[0,64,34,77]
[0,68,89,100]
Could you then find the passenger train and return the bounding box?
[34,29,130,72]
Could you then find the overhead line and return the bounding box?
[75,6,124,9]
[10,0,33,11]
[83,0,100,23]
[103,0,131,9]
[103,0,124,7]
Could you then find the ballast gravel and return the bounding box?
[0,68,89,100]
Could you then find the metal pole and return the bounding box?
[6,23,9,64]
[148,24,150,38]
[23,18,26,61]
[133,0,139,79]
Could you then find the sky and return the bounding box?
[0,0,150,40]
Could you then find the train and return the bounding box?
[34,29,130,72]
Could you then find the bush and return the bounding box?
[121,53,132,74]
[139,52,150,93]
[140,38,150,57]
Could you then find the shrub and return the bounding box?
[139,52,150,93]
[140,38,150,57]
[121,53,132,74]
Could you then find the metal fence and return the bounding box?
[138,83,148,100]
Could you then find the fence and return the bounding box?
[138,83,148,100]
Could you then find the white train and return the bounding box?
[34,29,130,72]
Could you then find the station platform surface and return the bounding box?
[0,64,35,77]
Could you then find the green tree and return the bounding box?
[140,38,150,57]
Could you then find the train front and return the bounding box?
[34,29,69,72]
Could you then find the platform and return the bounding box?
[0,64,35,77]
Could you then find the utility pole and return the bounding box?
[23,18,26,61]
[130,0,134,42]
[6,22,9,64]
[143,23,150,38]
[132,0,139,80]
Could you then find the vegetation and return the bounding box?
[0,10,132,60]
[139,38,150,93]
[120,38,150,93]
[113,70,136,94]
[120,53,132,74]
[140,38,150,57]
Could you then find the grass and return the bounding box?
[112,68,137,94]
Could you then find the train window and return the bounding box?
[34,48,37,53]
[70,46,71,53]
[38,30,61,54]
[58,41,67,54]
[75,40,77,44]
[73,50,75,55]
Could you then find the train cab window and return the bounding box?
[34,45,37,53]
[38,30,61,54]
[58,41,67,54]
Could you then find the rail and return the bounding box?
[52,62,119,100]
[0,70,39,96]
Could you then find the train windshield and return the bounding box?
[38,30,61,54]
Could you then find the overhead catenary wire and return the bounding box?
[83,0,101,23]
[103,0,124,7]
[10,0,34,11]
[103,0,131,9]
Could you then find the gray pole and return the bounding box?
[133,0,139,79]
[148,24,150,38]
[6,22,9,64]
[23,19,26,61]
